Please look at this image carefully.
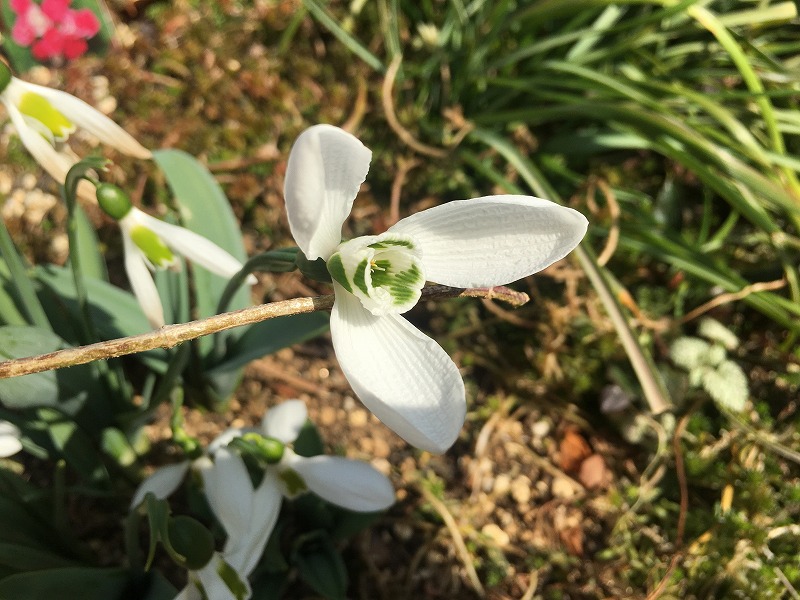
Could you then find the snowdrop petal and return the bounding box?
[207,427,245,455]
[286,453,394,511]
[173,583,204,600]
[225,473,281,576]
[261,399,307,444]
[2,97,75,183]
[284,124,372,261]
[0,420,23,458]
[16,79,151,159]
[133,211,256,284]
[195,554,250,600]
[389,195,588,287]
[121,226,166,329]
[199,449,253,542]
[329,286,465,453]
[129,461,190,510]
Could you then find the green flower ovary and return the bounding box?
[130,225,176,268]
[18,91,74,141]
[327,234,425,316]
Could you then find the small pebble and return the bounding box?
[510,475,532,504]
[482,523,510,546]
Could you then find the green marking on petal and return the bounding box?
[130,224,175,268]
[279,468,307,496]
[352,258,371,296]
[217,558,250,600]
[18,92,74,141]
[327,253,352,293]
[369,238,414,250]
[369,259,393,287]
[390,264,423,305]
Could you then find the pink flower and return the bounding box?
[9,0,100,62]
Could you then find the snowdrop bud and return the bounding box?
[96,183,133,220]
[242,432,285,464]
[167,515,215,570]
[0,62,10,92]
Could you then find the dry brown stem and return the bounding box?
[0,285,528,379]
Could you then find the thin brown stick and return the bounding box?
[388,157,420,226]
[381,56,448,158]
[680,278,787,324]
[646,412,691,600]
[0,285,528,379]
[418,485,485,597]
[594,179,620,267]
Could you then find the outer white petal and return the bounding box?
[199,449,253,542]
[284,452,394,511]
[194,554,250,600]
[13,79,151,159]
[329,285,465,453]
[388,195,588,287]
[207,427,245,455]
[129,461,190,510]
[0,420,23,458]
[261,399,307,444]
[120,221,166,329]
[224,473,281,576]
[2,96,76,183]
[131,210,256,284]
[172,584,202,600]
[284,124,372,260]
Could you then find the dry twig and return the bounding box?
[0,285,528,379]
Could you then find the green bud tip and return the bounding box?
[167,515,215,570]
[0,62,11,93]
[96,183,133,220]
[242,432,285,464]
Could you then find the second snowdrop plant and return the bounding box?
[284,124,588,453]
[130,400,393,600]
[0,62,150,195]
[95,183,255,329]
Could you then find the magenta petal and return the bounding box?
[9,0,31,14]
[32,28,65,60]
[62,35,88,59]
[70,9,100,36]
[12,20,37,46]
[41,0,70,21]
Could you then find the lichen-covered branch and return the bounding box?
[0,285,527,379]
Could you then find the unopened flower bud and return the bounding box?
[96,183,133,220]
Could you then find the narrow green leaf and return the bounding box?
[209,313,330,376]
[0,567,130,600]
[292,531,348,600]
[152,149,250,356]
[73,204,108,282]
[0,543,78,571]
[304,0,385,72]
[38,408,109,483]
[0,212,51,330]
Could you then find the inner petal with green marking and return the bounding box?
[129,224,178,269]
[18,91,75,142]
[327,233,425,316]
